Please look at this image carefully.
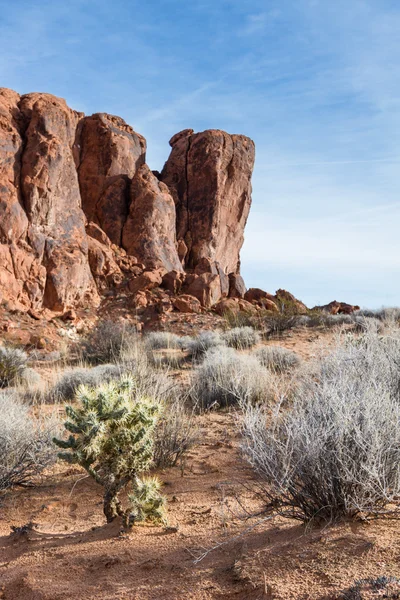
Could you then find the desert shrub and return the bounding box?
[18,367,42,387]
[81,320,138,363]
[357,307,400,322]
[0,346,28,388]
[144,331,182,350]
[338,576,400,599]
[222,326,260,349]
[263,313,299,337]
[185,331,225,359]
[320,324,400,401]
[324,314,355,327]
[153,398,198,468]
[49,364,122,401]
[222,309,255,329]
[255,346,301,373]
[382,307,400,322]
[0,391,57,491]
[122,352,176,402]
[289,313,354,330]
[149,352,188,370]
[191,346,272,410]
[54,378,166,524]
[352,315,383,333]
[242,327,400,523]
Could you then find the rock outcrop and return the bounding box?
[313,300,360,315]
[122,165,182,272]
[0,89,98,311]
[0,87,256,315]
[161,129,255,274]
[78,113,146,246]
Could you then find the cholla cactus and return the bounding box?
[53,378,166,524]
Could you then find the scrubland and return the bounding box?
[1,310,400,599]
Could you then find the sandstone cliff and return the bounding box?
[0,88,255,313]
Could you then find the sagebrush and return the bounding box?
[0,346,28,388]
[255,346,301,373]
[242,325,400,522]
[191,346,272,409]
[0,391,57,490]
[222,327,260,349]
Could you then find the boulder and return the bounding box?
[238,299,259,314]
[122,165,182,272]
[314,300,360,315]
[244,288,277,305]
[173,294,202,314]
[87,237,122,289]
[128,270,163,294]
[162,270,186,294]
[161,128,255,273]
[132,291,148,309]
[184,273,222,308]
[213,298,239,316]
[86,222,112,247]
[228,273,246,299]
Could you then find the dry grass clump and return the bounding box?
[184,331,225,360]
[255,346,301,373]
[352,315,383,333]
[144,331,182,350]
[153,397,198,468]
[49,364,123,402]
[242,324,400,523]
[0,346,29,388]
[81,320,139,363]
[149,352,188,370]
[0,391,57,491]
[222,326,260,349]
[356,307,400,322]
[191,346,272,410]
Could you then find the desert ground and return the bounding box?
[1,310,400,600]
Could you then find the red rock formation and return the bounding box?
[160,129,255,274]
[78,113,146,245]
[0,89,98,311]
[122,165,182,272]
[314,300,360,315]
[0,87,257,316]
[173,294,201,313]
[0,89,28,244]
[275,289,308,314]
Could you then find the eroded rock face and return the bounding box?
[0,89,28,244]
[161,129,255,274]
[19,93,98,311]
[78,113,146,245]
[0,89,99,311]
[122,165,182,272]
[0,87,256,315]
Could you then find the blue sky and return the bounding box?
[1,0,399,307]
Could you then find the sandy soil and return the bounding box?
[1,413,400,599]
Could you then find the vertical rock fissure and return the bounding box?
[184,133,192,266]
[16,97,29,218]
